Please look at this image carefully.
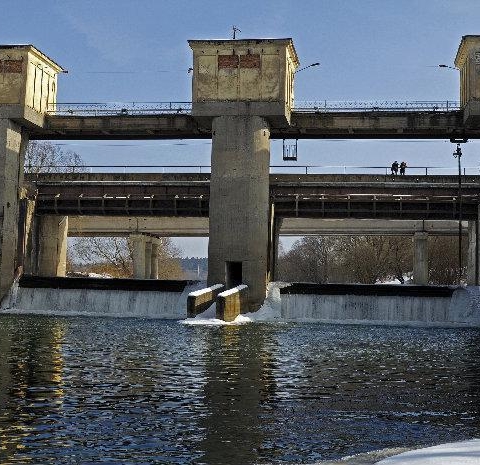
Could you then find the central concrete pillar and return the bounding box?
[131,234,146,279]
[0,119,28,296]
[151,239,159,279]
[413,232,429,285]
[208,115,270,309]
[37,215,68,277]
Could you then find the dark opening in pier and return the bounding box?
[226,261,242,288]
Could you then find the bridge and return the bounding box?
[2,36,480,314]
[20,171,479,292]
[30,173,480,220]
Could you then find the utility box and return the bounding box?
[0,45,64,114]
[455,35,480,123]
[188,38,299,125]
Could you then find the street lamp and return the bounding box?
[438,64,459,70]
[452,139,467,284]
[295,62,320,74]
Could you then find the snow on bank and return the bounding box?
[375,439,480,464]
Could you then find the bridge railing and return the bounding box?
[47,102,193,116]
[25,164,480,176]
[46,100,460,116]
[293,100,460,112]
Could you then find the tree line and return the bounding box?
[277,235,465,285]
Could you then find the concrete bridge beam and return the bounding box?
[413,232,429,285]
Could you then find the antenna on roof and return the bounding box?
[232,25,241,39]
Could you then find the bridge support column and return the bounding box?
[144,237,152,279]
[37,215,68,277]
[208,115,270,310]
[131,234,146,279]
[0,120,28,296]
[151,238,159,279]
[413,232,429,285]
[467,221,477,285]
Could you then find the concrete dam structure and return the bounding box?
[3,36,480,319]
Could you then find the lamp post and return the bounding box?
[452,140,465,284]
[295,62,320,74]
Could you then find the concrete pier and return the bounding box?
[0,120,28,295]
[208,116,271,308]
[144,238,152,280]
[131,234,146,279]
[37,215,68,277]
[151,239,159,279]
[413,232,429,285]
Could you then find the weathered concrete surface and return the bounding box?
[455,35,480,123]
[0,119,28,298]
[189,38,298,126]
[216,285,249,322]
[208,115,270,307]
[27,110,480,140]
[187,283,224,318]
[131,234,146,279]
[413,232,428,285]
[0,45,63,112]
[37,215,68,277]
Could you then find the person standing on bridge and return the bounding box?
[400,161,407,175]
[391,161,399,176]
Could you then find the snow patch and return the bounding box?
[375,439,480,464]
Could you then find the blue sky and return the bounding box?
[3,0,480,256]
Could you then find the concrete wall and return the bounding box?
[0,119,28,298]
[207,115,270,308]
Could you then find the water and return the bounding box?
[0,315,479,464]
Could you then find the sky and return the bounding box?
[3,0,480,256]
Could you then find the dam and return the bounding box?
[1,27,480,465]
[2,35,480,319]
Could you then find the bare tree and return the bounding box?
[69,236,184,279]
[428,236,466,285]
[277,236,344,283]
[278,235,413,284]
[25,141,86,173]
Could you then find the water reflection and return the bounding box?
[198,324,276,465]
[0,316,479,464]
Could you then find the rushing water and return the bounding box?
[0,315,479,464]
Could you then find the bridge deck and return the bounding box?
[28,174,480,221]
[25,110,478,140]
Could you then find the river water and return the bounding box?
[0,315,479,464]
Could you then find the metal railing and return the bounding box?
[46,100,460,116]
[25,164,480,176]
[47,101,193,116]
[293,100,460,112]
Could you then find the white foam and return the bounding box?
[1,281,205,319]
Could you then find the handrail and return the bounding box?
[25,164,480,176]
[46,100,461,116]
